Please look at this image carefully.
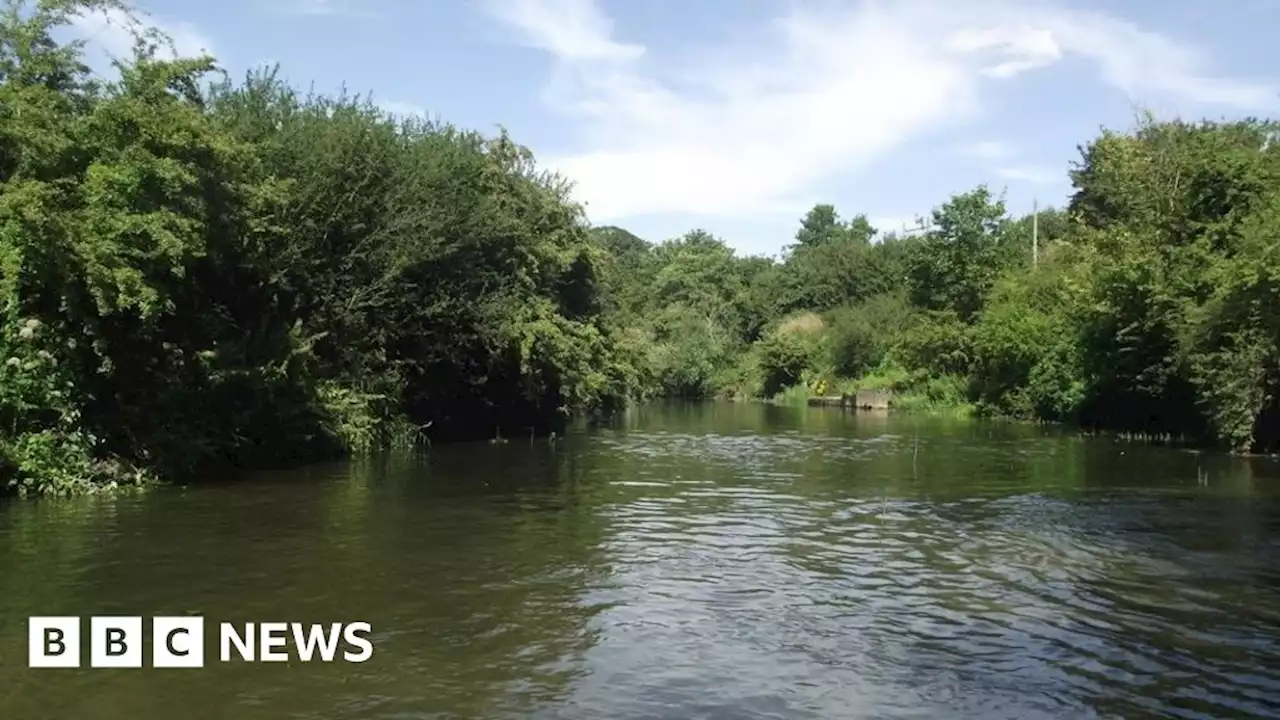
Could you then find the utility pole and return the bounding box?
[1032,198,1039,268]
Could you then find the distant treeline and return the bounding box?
[3,0,1278,496]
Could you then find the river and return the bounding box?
[2,402,1279,719]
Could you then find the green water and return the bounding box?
[2,402,1279,719]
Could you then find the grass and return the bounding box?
[832,363,977,417]
[767,385,813,406]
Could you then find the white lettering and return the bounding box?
[290,623,342,662]
[219,623,254,662]
[343,622,373,663]
[259,622,288,662]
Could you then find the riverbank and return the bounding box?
[4,2,1279,498]
[0,2,637,497]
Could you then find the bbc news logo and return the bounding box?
[28,617,373,668]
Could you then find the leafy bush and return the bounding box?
[891,310,974,377]
[757,313,826,396]
[826,293,912,378]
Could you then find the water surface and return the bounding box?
[2,402,1279,719]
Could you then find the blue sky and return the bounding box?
[67,0,1280,256]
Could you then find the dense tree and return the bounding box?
[1067,117,1280,449]
[4,0,1279,497]
[602,117,1280,455]
[907,186,1014,322]
[791,204,875,249]
[0,0,636,494]
[792,204,840,248]
[775,208,882,315]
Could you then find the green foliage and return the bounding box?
[0,0,638,495]
[316,378,421,453]
[591,227,778,399]
[826,308,880,380]
[841,360,913,395]
[689,114,1278,453]
[825,293,911,378]
[1178,208,1280,451]
[908,186,1015,322]
[835,360,973,416]
[757,314,826,397]
[774,208,887,315]
[1067,116,1280,449]
[716,349,765,399]
[890,374,974,416]
[650,331,725,398]
[891,310,973,378]
[5,1,1280,499]
[969,265,1086,419]
[792,204,873,248]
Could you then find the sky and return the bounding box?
[62,0,1280,257]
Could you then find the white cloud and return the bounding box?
[949,24,1063,78]
[69,7,214,63]
[481,0,642,62]
[480,0,1280,224]
[995,165,1060,184]
[1039,9,1278,108]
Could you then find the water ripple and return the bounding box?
[1,411,1279,719]
[575,426,1280,719]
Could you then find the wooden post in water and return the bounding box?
[912,433,919,479]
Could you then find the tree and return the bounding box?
[907,186,1013,322]
[790,203,876,250]
[1068,116,1280,449]
[793,204,842,248]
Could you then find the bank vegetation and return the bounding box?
[3,0,1278,495]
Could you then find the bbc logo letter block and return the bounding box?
[27,617,80,668]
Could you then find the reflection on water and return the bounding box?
[2,402,1279,719]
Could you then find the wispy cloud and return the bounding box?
[483,0,642,61]
[1051,10,1278,107]
[480,0,1279,224]
[69,6,214,64]
[949,24,1063,78]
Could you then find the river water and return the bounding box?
[2,402,1280,719]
